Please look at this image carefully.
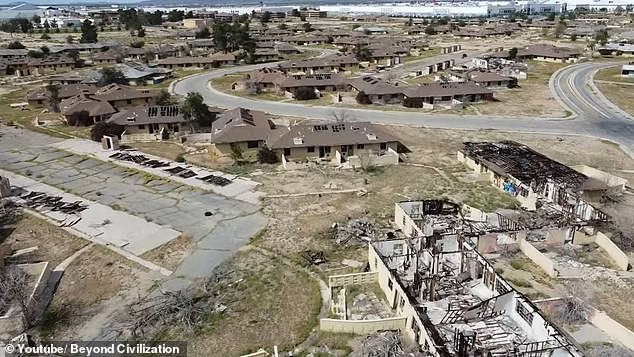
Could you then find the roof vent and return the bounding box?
[293,137,304,145]
[366,133,377,140]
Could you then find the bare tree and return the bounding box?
[331,109,354,123]
[0,266,34,330]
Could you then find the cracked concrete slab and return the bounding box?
[0,126,269,287]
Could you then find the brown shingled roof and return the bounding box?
[267,121,399,149]
[210,108,275,144]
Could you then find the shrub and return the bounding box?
[175,153,186,163]
[294,87,317,100]
[90,122,124,142]
[355,91,372,105]
[257,147,278,164]
[403,97,425,108]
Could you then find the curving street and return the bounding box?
[172,60,634,157]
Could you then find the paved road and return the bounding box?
[172,61,634,157]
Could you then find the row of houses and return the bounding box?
[238,67,496,106]
[26,83,161,124]
[105,106,407,167]
[485,44,583,63]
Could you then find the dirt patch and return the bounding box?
[140,234,196,272]
[2,212,88,268]
[44,245,157,339]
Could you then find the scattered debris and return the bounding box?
[352,331,422,357]
[334,217,377,246]
[301,250,326,265]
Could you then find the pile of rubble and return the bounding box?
[333,218,378,246]
[352,331,426,357]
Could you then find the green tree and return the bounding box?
[356,91,372,105]
[354,44,372,61]
[570,33,578,42]
[90,122,124,141]
[32,15,41,26]
[424,25,436,35]
[554,22,567,38]
[80,19,98,43]
[302,22,313,32]
[261,11,271,24]
[594,29,609,45]
[509,47,518,59]
[195,27,211,39]
[547,12,556,21]
[98,67,126,86]
[137,27,146,37]
[156,89,174,105]
[278,23,288,30]
[46,84,60,112]
[40,33,51,40]
[181,92,213,127]
[167,10,185,22]
[7,41,25,49]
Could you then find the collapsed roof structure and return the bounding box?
[365,200,586,357]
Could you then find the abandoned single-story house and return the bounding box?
[598,43,634,56]
[267,121,405,167]
[402,82,493,105]
[27,55,75,76]
[60,94,117,124]
[156,53,236,69]
[210,108,276,158]
[92,83,159,109]
[26,84,97,107]
[91,49,122,65]
[516,44,582,63]
[468,71,517,88]
[279,73,350,97]
[279,54,359,74]
[107,105,186,142]
[349,76,406,105]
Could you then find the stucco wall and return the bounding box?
[595,232,630,271]
[519,239,557,277]
[329,272,378,288]
[320,316,408,334]
[589,306,634,351]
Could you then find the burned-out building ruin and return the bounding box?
[457,141,623,219]
[365,200,585,356]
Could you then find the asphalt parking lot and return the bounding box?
[0,126,268,287]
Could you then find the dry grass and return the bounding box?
[2,213,88,268]
[594,66,634,83]
[595,82,634,116]
[140,234,196,272]
[464,60,569,117]
[187,249,321,357]
[128,142,186,161]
